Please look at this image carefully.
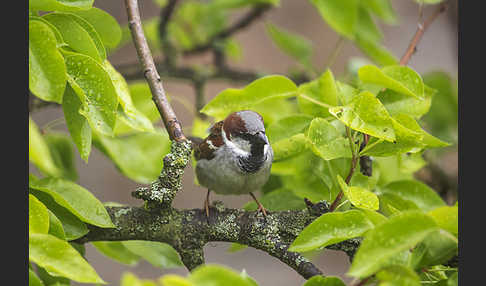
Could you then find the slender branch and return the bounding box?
[323,36,344,71]
[329,127,358,212]
[158,0,178,66]
[125,0,186,142]
[183,4,272,56]
[399,2,448,65]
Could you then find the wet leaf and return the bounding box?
[43,12,105,62]
[189,264,256,286]
[329,91,395,142]
[289,209,374,252]
[122,241,183,269]
[306,118,352,160]
[29,19,67,103]
[62,83,92,162]
[201,75,298,121]
[347,211,438,278]
[30,194,50,234]
[272,133,309,161]
[358,65,424,99]
[29,233,105,284]
[71,7,122,49]
[375,265,421,286]
[92,241,141,265]
[47,210,66,240]
[427,205,458,236]
[44,132,78,181]
[64,53,118,136]
[266,114,313,143]
[337,175,379,210]
[29,118,62,177]
[29,177,115,228]
[379,180,445,212]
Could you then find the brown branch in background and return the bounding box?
[125,0,186,142]
[158,0,179,66]
[183,4,272,56]
[400,2,448,65]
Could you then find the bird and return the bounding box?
[191,110,273,217]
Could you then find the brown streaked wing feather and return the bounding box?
[194,121,224,161]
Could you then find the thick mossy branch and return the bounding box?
[132,140,192,208]
[76,201,364,279]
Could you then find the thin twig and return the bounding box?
[399,2,448,65]
[183,4,272,56]
[125,0,186,142]
[323,36,344,71]
[329,127,358,212]
[158,0,179,67]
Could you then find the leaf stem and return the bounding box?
[298,93,333,109]
[323,36,344,71]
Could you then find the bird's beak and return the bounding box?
[255,131,269,145]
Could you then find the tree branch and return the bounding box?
[183,4,272,56]
[74,202,362,279]
[400,2,448,65]
[125,0,185,142]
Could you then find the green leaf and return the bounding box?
[306,118,352,160]
[102,60,155,134]
[122,241,183,269]
[411,230,457,269]
[310,0,359,39]
[347,211,438,278]
[302,276,346,286]
[201,75,297,120]
[64,53,119,136]
[272,133,309,161]
[30,188,89,240]
[29,118,62,177]
[393,113,449,148]
[266,23,313,69]
[289,209,374,252]
[354,36,399,66]
[362,0,397,24]
[379,180,445,212]
[421,72,458,143]
[43,12,105,62]
[378,192,419,216]
[189,264,256,286]
[297,70,339,118]
[266,114,313,143]
[356,7,383,43]
[427,205,458,236]
[329,91,395,142]
[93,129,171,184]
[243,188,306,211]
[29,177,115,228]
[159,274,194,286]
[358,209,388,227]
[375,265,421,286]
[377,86,434,119]
[44,132,78,181]
[30,16,67,46]
[358,65,424,99]
[47,210,66,240]
[128,82,161,123]
[92,241,141,265]
[62,83,92,162]
[336,175,379,210]
[71,7,122,49]
[29,20,67,103]
[227,243,248,253]
[29,268,45,286]
[336,81,360,105]
[30,194,50,234]
[29,0,93,12]
[121,272,157,286]
[29,233,105,284]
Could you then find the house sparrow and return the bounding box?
[192,110,273,217]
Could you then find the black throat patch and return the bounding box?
[237,141,267,173]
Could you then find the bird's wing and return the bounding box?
[193,120,224,161]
